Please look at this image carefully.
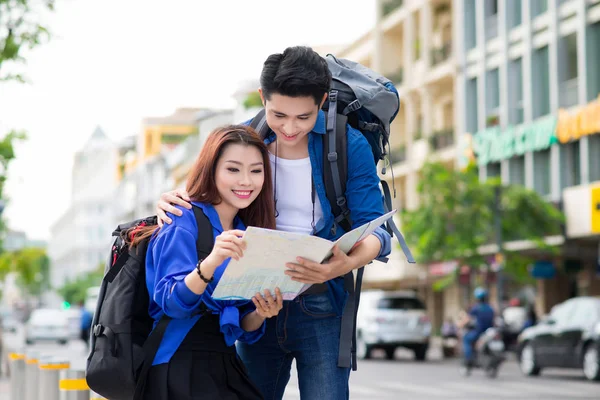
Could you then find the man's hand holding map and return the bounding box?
[211,210,397,301]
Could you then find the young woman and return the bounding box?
[132,125,283,400]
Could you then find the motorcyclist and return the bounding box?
[459,287,495,370]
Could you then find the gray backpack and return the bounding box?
[251,54,415,371]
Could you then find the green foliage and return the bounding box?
[0,0,54,82]
[401,161,564,282]
[58,263,104,305]
[243,91,263,110]
[0,247,50,296]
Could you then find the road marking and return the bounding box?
[444,381,521,397]
[508,381,596,398]
[378,381,461,397]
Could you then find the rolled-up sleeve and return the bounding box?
[150,224,205,319]
[345,129,392,259]
[217,301,265,346]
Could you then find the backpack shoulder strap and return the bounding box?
[323,90,352,235]
[192,205,214,259]
[249,109,270,140]
[133,206,215,400]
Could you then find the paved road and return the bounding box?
[2,328,599,399]
[281,348,599,399]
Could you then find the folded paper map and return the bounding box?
[211,210,397,301]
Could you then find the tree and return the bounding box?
[401,161,565,290]
[0,247,50,297]
[58,263,104,305]
[0,0,54,83]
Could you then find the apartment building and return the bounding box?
[454,0,600,313]
[332,0,458,327]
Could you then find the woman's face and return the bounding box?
[214,143,265,211]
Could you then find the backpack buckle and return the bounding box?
[328,152,338,162]
[336,197,347,207]
[329,90,338,103]
[93,324,104,337]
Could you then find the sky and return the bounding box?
[0,0,376,240]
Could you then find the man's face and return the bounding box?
[259,91,325,153]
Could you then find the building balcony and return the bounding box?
[382,0,403,18]
[559,78,579,109]
[389,145,407,164]
[386,67,404,85]
[431,41,452,66]
[429,129,455,151]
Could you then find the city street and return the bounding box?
[1,328,598,399]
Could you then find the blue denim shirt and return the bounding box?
[146,202,265,365]
[246,110,392,315]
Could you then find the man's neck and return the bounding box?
[269,137,310,160]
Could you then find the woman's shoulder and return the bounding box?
[160,204,202,235]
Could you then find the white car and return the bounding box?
[356,290,431,361]
[25,309,69,345]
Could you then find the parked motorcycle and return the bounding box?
[460,327,506,378]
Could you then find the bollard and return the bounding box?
[89,391,108,400]
[24,350,40,400]
[38,357,70,400]
[59,369,89,400]
[8,351,26,400]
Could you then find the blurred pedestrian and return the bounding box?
[80,302,93,346]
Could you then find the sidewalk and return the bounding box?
[0,377,9,397]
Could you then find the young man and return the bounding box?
[459,287,495,372]
[156,46,391,400]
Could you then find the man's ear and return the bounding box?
[319,92,328,109]
[258,88,266,107]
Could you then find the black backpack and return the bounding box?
[86,206,213,400]
[250,54,415,371]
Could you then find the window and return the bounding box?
[509,156,525,186]
[465,0,477,50]
[487,162,501,178]
[559,33,579,108]
[560,141,581,189]
[532,46,550,119]
[569,301,598,327]
[486,68,500,114]
[377,297,426,310]
[550,301,575,324]
[485,0,498,40]
[508,0,522,29]
[466,77,479,133]
[531,0,548,17]
[533,149,551,195]
[509,58,524,125]
[589,135,600,182]
[587,22,600,102]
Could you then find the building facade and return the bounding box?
[454,0,600,314]
[49,127,118,297]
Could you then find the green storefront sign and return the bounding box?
[473,115,558,166]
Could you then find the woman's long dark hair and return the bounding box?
[129,125,275,247]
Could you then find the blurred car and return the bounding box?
[63,308,84,339]
[517,296,600,381]
[25,308,70,345]
[356,290,431,361]
[85,286,101,314]
[0,309,19,333]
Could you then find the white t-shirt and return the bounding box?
[269,152,324,235]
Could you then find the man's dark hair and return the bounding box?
[260,46,332,105]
